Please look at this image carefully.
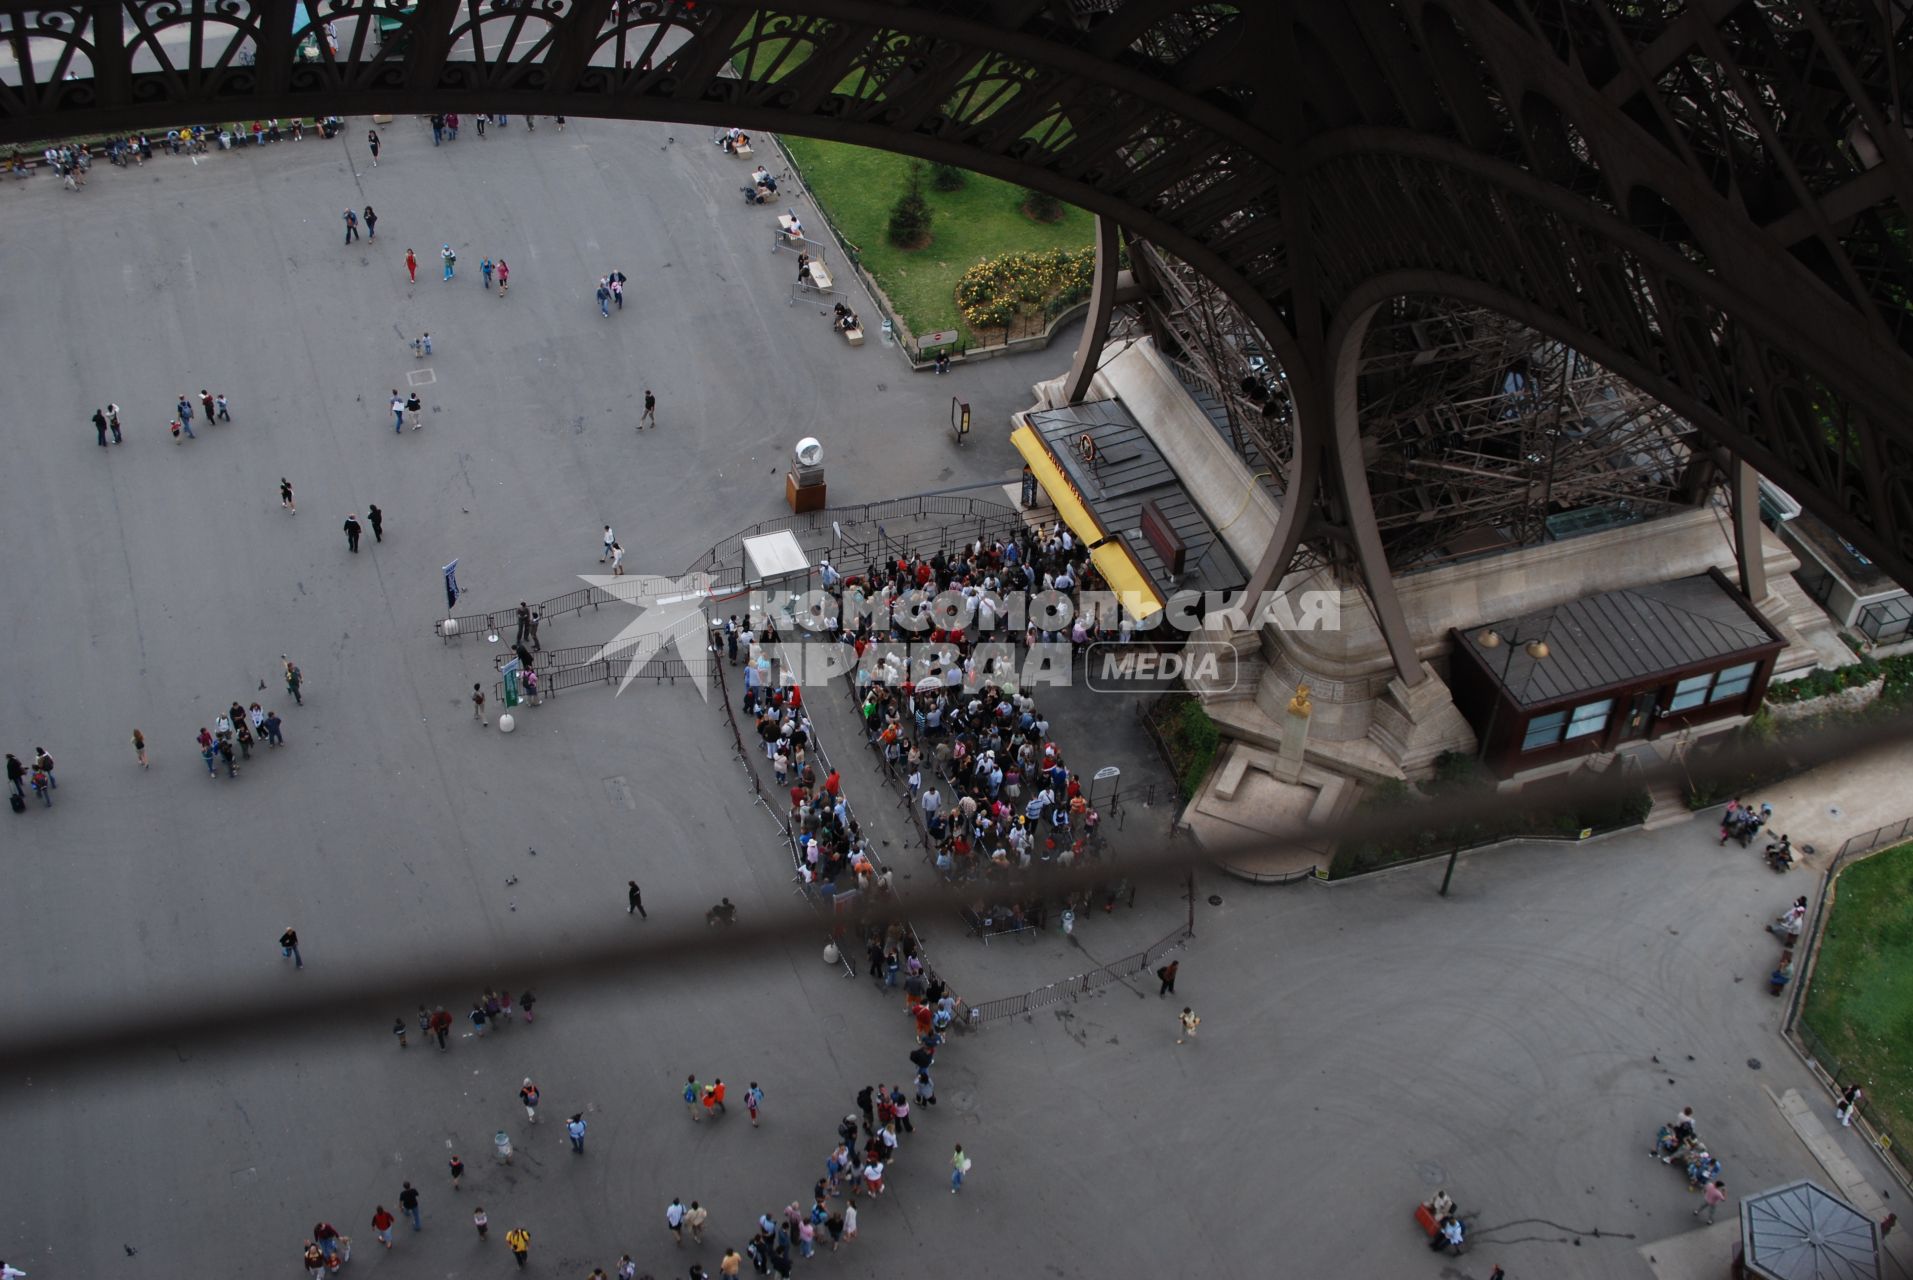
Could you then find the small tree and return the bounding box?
[887,162,933,248]
[1020,185,1064,222]
[930,162,966,192]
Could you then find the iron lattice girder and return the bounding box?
[1356,324,1704,567]
[3,0,1912,581]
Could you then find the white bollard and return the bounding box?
[440,618,459,637]
[823,942,840,965]
[498,713,515,733]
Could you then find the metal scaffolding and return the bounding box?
[1356,299,1709,572]
[1119,248,1713,579]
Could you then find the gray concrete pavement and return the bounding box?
[2,115,1910,1280]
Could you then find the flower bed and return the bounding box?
[955,247,1097,335]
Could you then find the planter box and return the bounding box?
[1768,675,1885,723]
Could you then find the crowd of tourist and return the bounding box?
[817,524,1140,937]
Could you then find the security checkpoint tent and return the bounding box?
[1739,1179,1881,1280]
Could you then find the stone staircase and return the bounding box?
[1642,775,1695,830]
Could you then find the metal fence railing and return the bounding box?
[493,651,710,702]
[1835,816,1913,860]
[440,492,1031,642]
[965,927,1191,1027]
[1783,811,1913,1195]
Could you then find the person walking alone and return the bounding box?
[366,128,380,166]
[472,1206,489,1240]
[472,683,487,725]
[280,477,296,512]
[367,504,383,542]
[567,1113,587,1153]
[628,880,647,917]
[1177,1006,1199,1044]
[1156,960,1178,997]
[951,1145,971,1193]
[398,1181,421,1231]
[519,1078,540,1123]
[1694,1179,1727,1223]
[441,244,456,280]
[641,388,657,429]
[343,513,362,553]
[343,208,359,243]
[131,728,147,768]
[505,1226,530,1267]
[405,248,417,283]
[363,205,378,240]
[448,1154,465,1188]
[280,926,303,969]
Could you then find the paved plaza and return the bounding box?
[1,117,1910,1280]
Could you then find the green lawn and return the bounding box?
[779,137,1092,346]
[1801,840,1913,1146]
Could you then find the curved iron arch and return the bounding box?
[4,0,1910,595]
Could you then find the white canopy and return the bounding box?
[743,530,811,583]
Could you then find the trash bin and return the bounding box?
[494,1130,513,1163]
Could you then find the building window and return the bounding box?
[1667,673,1713,713]
[1521,697,1614,751]
[1565,698,1614,740]
[1521,710,1567,752]
[1710,662,1757,703]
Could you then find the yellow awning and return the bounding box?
[1011,424,1099,544]
[1011,423,1164,620]
[1090,540,1165,621]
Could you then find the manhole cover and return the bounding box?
[1207,894,1223,906]
[1748,1058,1763,1070]
[1801,844,1816,856]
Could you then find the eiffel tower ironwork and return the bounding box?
[3,1,1910,679]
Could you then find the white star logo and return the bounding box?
[581,571,717,700]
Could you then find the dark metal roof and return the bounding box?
[1026,400,1246,597]
[1459,571,1783,708]
[1740,1179,1880,1280]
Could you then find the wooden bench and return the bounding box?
[734,143,753,159]
[806,262,833,291]
[843,325,864,346]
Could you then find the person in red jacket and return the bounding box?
[430,1006,453,1051]
[371,1206,396,1248]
